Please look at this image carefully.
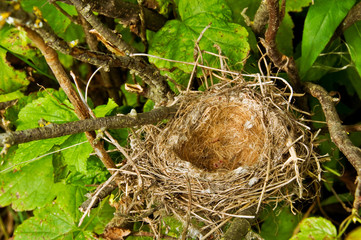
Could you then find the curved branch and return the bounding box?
[304,82,361,209]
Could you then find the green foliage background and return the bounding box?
[1,0,361,239]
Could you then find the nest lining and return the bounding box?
[115,80,318,237]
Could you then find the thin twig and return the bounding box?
[78,171,119,226]
[24,28,116,171]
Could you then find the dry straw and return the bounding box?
[110,70,320,238]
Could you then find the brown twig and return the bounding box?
[304,82,361,210]
[69,0,135,55]
[79,16,122,105]
[24,27,117,170]
[0,105,178,147]
[84,0,167,32]
[263,0,301,91]
[0,100,17,111]
[0,1,173,104]
[345,124,361,132]
[251,1,269,36]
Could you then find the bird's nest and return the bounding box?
[109,77,320,238]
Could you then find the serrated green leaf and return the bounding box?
[16,90,77,130]
[14,202,76,239]
[93,98,118,117]
[290,217,337,240]
[300,0,355,78]
[10,136,69,168]
[260,206,302,240]
[148,0,249,87]
[4,90,56,125]
[60,133,93,173]
[13,183,113,239]
[345,21,361,99]
[0,155,59,211]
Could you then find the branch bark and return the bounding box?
[80,16,122,105]
[263,0,301,91]
[0,105,177,147]
[69,0,136,55]
[0,1,173,105]
[24,27,117,170]
[86,0,167,33]
[304,82,361,210]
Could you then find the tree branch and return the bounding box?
[0,1,173,104]
[86,0,167,33]
[69,0,136,55]
[263,0,301,91]
[24,27,117,170]
[304,82,361,209]
[79,16,122,105]
[0,105,177,147]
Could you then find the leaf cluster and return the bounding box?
[1,0,361,239]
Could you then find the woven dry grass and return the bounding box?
[112,77,320,238]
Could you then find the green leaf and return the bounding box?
[260,205,302,240]
[300,0,355,78]
[275,0,313,57]
[0,155,59,211]
[290,217,337,240]
[301,40,341,82]
[285,0,313,12]
[178,0,231,20]
[21,0,77,37]
[148,0,249,86]
[277,13,294,56]
[56,184,88,222]
[0,47,28,97]
[4,90,56,127]
[14,202,76,239]
[10,136,69,169]
[143,99,155,112]
[13,184,114,239]
[59,133,93,173]
[16,90,77,130]
[345,21,361,99]
[0,24,49,72]
[93,98,118,117]
[346,226,361,240]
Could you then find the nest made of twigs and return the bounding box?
[113,78,319,238]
